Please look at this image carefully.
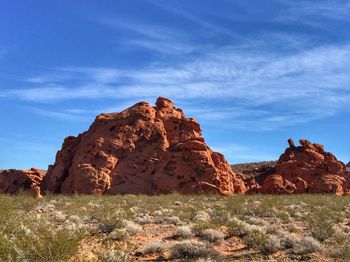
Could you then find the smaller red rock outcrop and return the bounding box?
[261,139,350,195]
[0,168,46,198]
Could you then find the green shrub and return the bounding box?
[307,208,336,241]
[192,222,214,236]
[330,245,350,260]
[98,249,131,262]
[199,229,224,243]
[110,229,128,241]
[0,232,11,261]
[175,225,193,239]
[226,219,247,237]
[142,241,166,254]
[14,228,83,262]
[98,217,124,234]
[243,229,269,253]
[170,240,220,260]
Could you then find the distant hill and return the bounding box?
[232,160,350,182]
[231,161,277,184]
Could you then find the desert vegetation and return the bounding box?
[0,193,350,261]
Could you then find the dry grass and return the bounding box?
[0,193,349,261]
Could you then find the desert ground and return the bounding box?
[1,193,350,262]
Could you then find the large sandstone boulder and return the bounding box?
[261,139,350,195]
[260,174,296,194]
[41,97,245,195]
[0,168,45,198]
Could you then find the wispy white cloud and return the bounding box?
[211,143,278,163]
[32,108,91,121]
[289,0,350,20]
[275,0,350,26]
[99,18,197,55]
[100,18,182,41]
[2,3,350,131]
[2,43,350,129]
[7,84,119,102]
[26,67,122,85]
[151,2,238,38]
[26,72,72,84]
[184,105,337,131]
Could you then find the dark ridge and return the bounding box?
[231,161,277,185]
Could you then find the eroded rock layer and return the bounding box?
[41,97,246,195]
[261,139,350,195]
[0,168,45,198]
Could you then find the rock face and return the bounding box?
[42,97,246,195]
[261,139,350,195]
[0,168,46,198]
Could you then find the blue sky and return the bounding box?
[1,0,350,169]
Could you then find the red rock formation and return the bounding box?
[42,97,245,195]
[0,168,45,198]
[261,139,350,195]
